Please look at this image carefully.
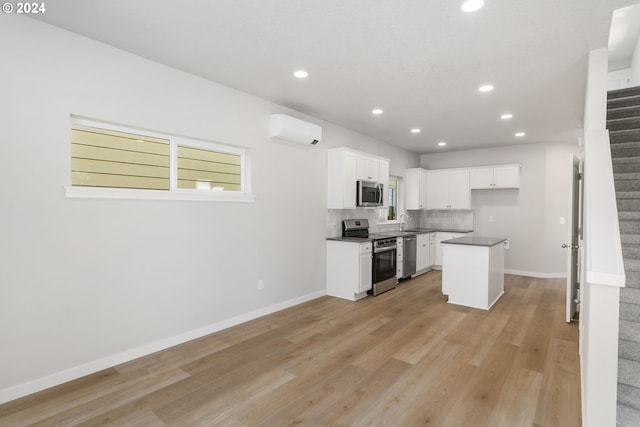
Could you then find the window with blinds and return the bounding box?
[177,146,241,191]
[72,128,170,190]
[70,122,247,196]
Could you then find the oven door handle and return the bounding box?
[374,246,397,253]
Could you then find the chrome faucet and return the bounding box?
[399,212,409,230]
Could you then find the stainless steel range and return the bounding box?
[342,219,397,296]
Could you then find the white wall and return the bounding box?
[631,33,640,86]
[0,16,418,402]
[421,143,579,276]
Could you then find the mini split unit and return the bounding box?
[269,114,322,146]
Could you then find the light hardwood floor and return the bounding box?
[0,271,581,426]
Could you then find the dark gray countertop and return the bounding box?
[441,236,507,247]
[326,236,372,243]
[326,228,473,242]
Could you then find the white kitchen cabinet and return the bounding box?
[427,169,471,210]
[379,159,390,208]
[327,148,390,209]
[356,156,380,182]
[327,149,357,209]
[416,233,431,272]
[406,168,428,210]
[428,233,436,266]
[359,245,373,293]
[470,164,521,189]
[327,240,372,301]
[435,231,473,267]
[396,237,403,278]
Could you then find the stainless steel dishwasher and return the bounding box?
[401,235,417,279]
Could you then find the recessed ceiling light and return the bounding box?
[461,0,484,12]
[438,141,447,146]
[478,84,494,92]
[372,109,383,115]
[515,132,526,137]
[411,128,421,134]
[500,113,513,120]
[293,70,308,78]
[136,139,144,143]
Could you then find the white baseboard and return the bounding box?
[436,265,566,279]
[0,290,326,405]
[504,269,567,279]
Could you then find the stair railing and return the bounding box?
[581,48,627,427]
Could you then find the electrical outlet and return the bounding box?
[258,279,264,290]
[488,216,494,223]
[559,217,566,225]
[504,240,510,249]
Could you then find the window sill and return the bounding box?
[64,186,256,203]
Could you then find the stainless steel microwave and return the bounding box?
[357,180,384,207]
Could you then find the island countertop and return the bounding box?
[441,236,506,247]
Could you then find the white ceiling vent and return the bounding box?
[269,114,322,146]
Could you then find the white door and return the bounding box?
[565,154,582,323]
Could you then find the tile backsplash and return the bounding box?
[326,209,421,237]
[418,210,474,230]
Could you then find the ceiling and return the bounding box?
[31,0,638,154]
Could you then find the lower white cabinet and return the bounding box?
[435,231,473,267]
[416,233,431,272]
[428,233,436,266]
[327,240,372,301]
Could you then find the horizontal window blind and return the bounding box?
[71,128,170,190]
[177,146,241,192]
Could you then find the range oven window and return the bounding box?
[373,247,396,283]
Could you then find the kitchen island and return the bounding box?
[441,236,506,310]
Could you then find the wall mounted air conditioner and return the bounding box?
[269,114,322,146]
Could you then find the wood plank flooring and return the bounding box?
[0,271,581,426]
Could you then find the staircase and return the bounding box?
[609,85,640,426]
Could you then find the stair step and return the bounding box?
[608,104,640,120]
[622,288,640,305]
[610,129,640,144]
[619,198,640,212]
[608,117,640,132]
[616,172,640,180]
[609,86,640,100]
[625,270,640,288]
[623,243,640,259]
[618,403,640,426]
[615,178,640,192]
[617,191,640,199]
[620,340,640,364]
[609,94,640,110]
[620,302,640,322]
[620,220,640,234]
[618,383,640,411]
[620,319,640,343]
[619,358,640,388]
[622,234,640,244]
[614,157,640,173]
[624,259,640,272]
[619,212,640,221]
[612,142,640,158]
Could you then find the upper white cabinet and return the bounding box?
[406,168,428,210]
[427,169,471,210]
[327,149,357,209]
[327,147,389,209]
[356,156,380,182]
[379,159,389,208]
[470,164,521,189]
